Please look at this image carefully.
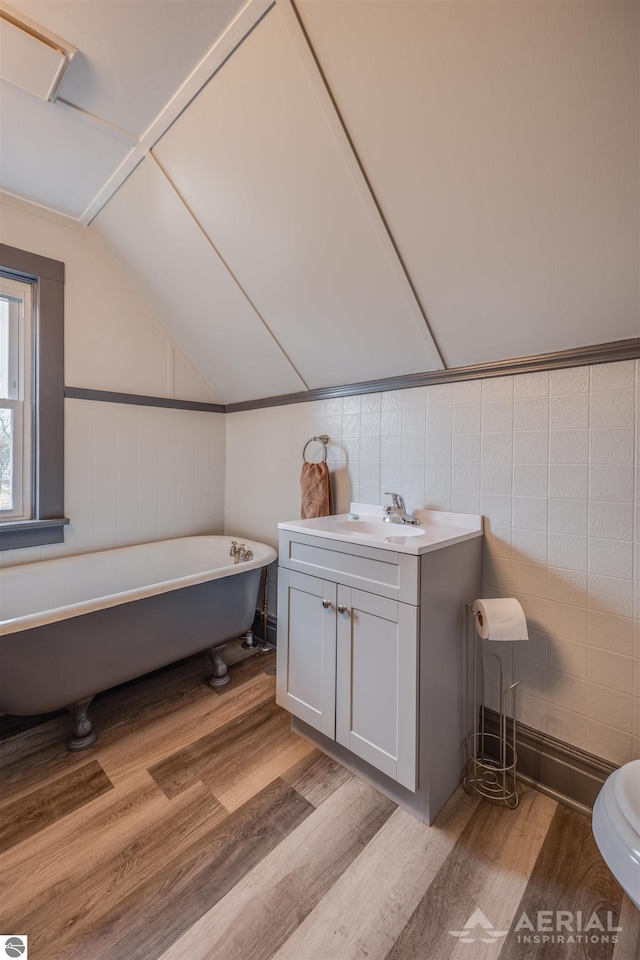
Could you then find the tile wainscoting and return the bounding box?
[225,359,640,767]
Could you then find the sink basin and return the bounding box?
[335,520,426,538]
[279,505,482,555]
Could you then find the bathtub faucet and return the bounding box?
[230,540,254,564]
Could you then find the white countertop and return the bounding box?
[278,504,483,556]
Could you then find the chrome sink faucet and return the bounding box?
[383,492,419,525]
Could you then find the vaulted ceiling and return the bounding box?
[1,0,638,403]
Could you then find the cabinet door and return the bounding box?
[336,587,418,791]
[276,568,337,738]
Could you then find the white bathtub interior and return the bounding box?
[0,535,276,634]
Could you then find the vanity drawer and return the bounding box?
[279,531,419,604]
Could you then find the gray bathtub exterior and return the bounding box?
[0,567,261,717]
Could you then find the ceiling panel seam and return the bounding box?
[149,151,311,392]
[280,0,445,372]
[78,0,274,227]
[55,97,139,143]
[0,187,79,225]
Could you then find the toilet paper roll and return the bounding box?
[472,598,528,642]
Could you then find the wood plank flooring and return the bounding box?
[0,646,638,960]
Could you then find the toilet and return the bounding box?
[592,759,640,910]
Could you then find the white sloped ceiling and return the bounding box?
[0,0,254,219]
[2,0,638,401]
[90,155,306,404]
[0,81,133,218]
[296,0,640,368]
[153,2,443,391]
[5,0,247,137]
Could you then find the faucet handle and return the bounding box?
[384,491,405,510]
[235,543,254,562]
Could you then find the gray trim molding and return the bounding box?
[0,243,65,284]
[0,518,69,551]
[1,245,65,550]
[483,707,616,815]
[64,338,640,416]
[64,387,225,413]
[225,337,640,412]
[38,274,65,517]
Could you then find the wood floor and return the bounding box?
[1,646,638,960]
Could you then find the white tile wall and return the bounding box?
[225,358,640,765]
[0,399,226,568]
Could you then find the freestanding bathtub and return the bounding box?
[0,535,276,750]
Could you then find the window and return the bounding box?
[0,275,33,519]
[0,243,67,550]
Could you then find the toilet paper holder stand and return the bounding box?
[463,604,521,808]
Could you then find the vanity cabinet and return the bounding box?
[277,564,417,789]
[276,513,482,824]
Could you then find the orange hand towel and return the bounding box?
[300,461,334,519]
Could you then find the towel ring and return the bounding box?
[302,435,329,463]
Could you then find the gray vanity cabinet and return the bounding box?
[276,522,482,824]
[277,531,419,790]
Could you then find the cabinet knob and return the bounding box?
[337,604,349,615]
[322,599,332,609]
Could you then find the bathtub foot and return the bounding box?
[67,697,97,751]
[207,644,230,687]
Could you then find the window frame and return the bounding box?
[0,276,33,519]
[0,243,68,550]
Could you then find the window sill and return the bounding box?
[0,518,70,551]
